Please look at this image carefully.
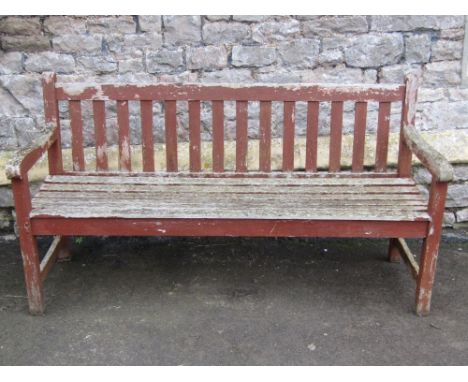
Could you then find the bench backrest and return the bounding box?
[43,72,418,176]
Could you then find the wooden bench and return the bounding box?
[5,72,453,315]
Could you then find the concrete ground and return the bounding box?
[0,231,467,365]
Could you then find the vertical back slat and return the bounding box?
[375,102,391,172]
[42,73,63,175]
[93,100,108,171]
[165,100,178,172]
[212,100,224,172]
[235,101,248,173]
[259,101,272,172]
[188,100,201,172]
[117,100,131,172]
[305,101,319,172]
[140,100,154,172]
[69,100,85,171]
[283,101,295,171]
[329,101,344,172]
[352,102,367,172]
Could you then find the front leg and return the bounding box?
[12,177,45,315]
[415,180,448,316]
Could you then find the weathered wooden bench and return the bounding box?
[6,72,453,315]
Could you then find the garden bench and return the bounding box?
[6,72,453,315]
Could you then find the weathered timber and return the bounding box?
[42,72,63,175]
[398,74,419,177]
[403,125,454,182]
[305,101,319,172]
[416,180,448,316]
[93,100,108,171]
[392,238,420,280]
[352,102,367,172]
[8,72,453,315]
[56,82,405,102]
[69,100,85,171]
[39,236,69,282]
[5,123,57,179]
[375,102,391,172]
[31,218,429,239]
[235,101,248,172]
[30,175,430,221]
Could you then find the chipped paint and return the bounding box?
[403,125,454,182]
[9,75,452,315]
[120,137,130,168]
[96,144,106,163]
[404,74,420,126]
[5,122,57,180]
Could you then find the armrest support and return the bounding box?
[402,125,454,182]
[5,123,58,180]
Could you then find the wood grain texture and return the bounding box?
[56,83,405,102]
[69,100,85,171]
[93,100,108,171]
[11,176,44,314]
[31,218,428,239]
[402,125,454,182]
[329,101,344,172]
[305,101,319,172]
[392,238,420,280]
[39,236,68,282]
[42,72,63,175]
[398,74,419,177]
[416,180,449,315]
[165,100,178,172]
[235,101,248,173]
[117,100,131,172]
[352,102,367,172]
[375,102,391,172]
[140,100,154,172]
[212,100,224,172]
[189,100,201,172]
[46,174,417,185]
[259,101,272,172]
[283,101,295,171]
[31,175,430,222]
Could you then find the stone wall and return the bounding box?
[1,15,468,233]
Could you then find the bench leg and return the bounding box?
[56,236,72,262]
[18,230,45,315]
[415,238,439,316]
[387,238,401,263]
[415,181,448,316]
[12,177,45,315]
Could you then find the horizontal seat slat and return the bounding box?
[60,171,401,179]
[31,207,429,221]
[45,175,416,187]
[31,174,429,222]
[33,193,427,207]
[39,183,425,197]
[56,83,405,102]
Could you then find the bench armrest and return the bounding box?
[5,123,58,180]
[402,125,454,182]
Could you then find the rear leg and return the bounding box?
[56,236,73,262]
[387,238,401,263]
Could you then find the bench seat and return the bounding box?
[30,174,430,222]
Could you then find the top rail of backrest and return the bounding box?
[54,82,406,102]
